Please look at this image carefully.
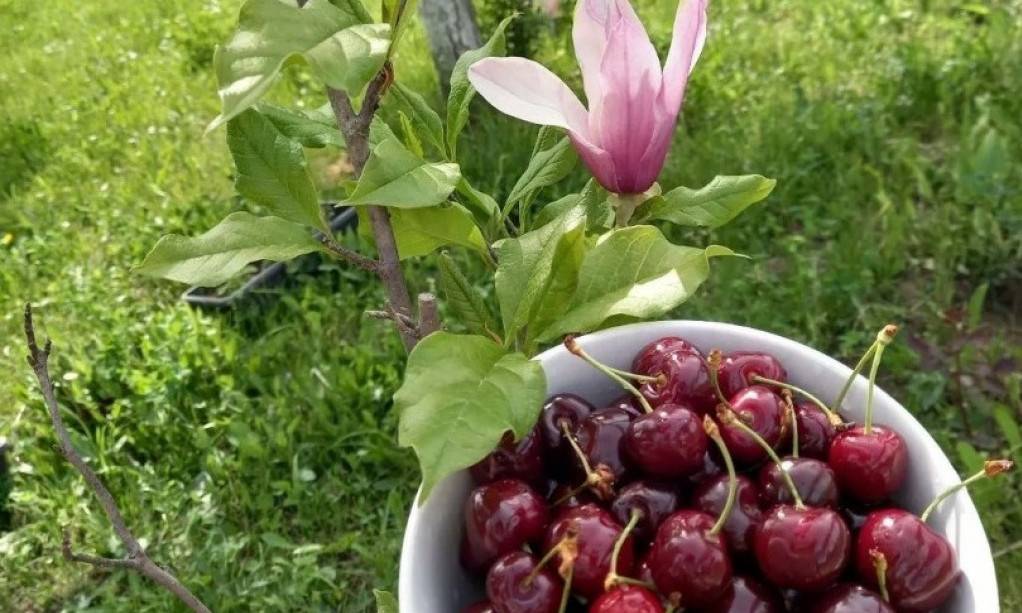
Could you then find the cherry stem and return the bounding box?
[604,509,641,591]
[785,392,799,459]
[920,460,1013,523]
[604,365,661,384]
[831,343,877,414]
[871,549,890,603]
[717,405,805,508]
[564,336,654,414]
[557,566,573,613]
[613,576,656,590]
[553,481,589,507]
[750,374,842,428]
[705,417,738,537]
[527,527,577,587]
[864,325,897,435]
[561,421,594,476]
[707,349,730,407]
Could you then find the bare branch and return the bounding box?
[321,236,379,272]
[24,305,213,613]
[418,293,441,337]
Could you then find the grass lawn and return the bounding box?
[1,0,1020,611]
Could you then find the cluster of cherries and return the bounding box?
[458,326,1011,613]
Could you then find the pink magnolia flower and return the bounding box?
[468,0,707,196]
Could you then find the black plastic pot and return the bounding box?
[182,206,358,310]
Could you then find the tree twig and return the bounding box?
[418,293,441,337]
[24,305,213,613]
[321,236,379,272]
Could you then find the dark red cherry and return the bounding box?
[691,474,762,558]
[539,394,595,455]
[809,583,895,613]
[461,602,497,613]
[624,403,707,478]
[632,336,700,376]
[604,394,644,418]
[548,482,599,511]
[855,509,959,612]
[572,408,634,481]
[464,479,549,570]
[649,510,732,608]
[702,575,786,613]
[718,351,787,398]
[460,533,491,575]
[687,448,726,486]
[589,586,664,613]
[639,349,717,413]
[793,402,836,460]
[544,504,634,600]
[470,427,545,487]
[610,480,681,545]
[828,425,909,505]
[486,551,563,613]
[634,552,655,585]
[753,505,850,591]
[718,386,785,465]
[758,457,840,509]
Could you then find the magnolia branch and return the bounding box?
[24,305,212,613]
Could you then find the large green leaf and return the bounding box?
[456,177,500,229]
[136,212,325,286]
[439,252,497,339]
[445,16,513,157]
[210,0,390,130]
[374,590,398,613]
[534,180,612,230]
[495,207,586,341]
[389,205,488,259]
[505,136,578,208]
[227,110,326,231]
[385,82,446,158]
[346,138,460,207]
[396,332,546,500]
[645,175,776,228]
[538,226,734,340]
[257,102,344,148]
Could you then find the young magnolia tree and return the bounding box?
[26,0,776,610]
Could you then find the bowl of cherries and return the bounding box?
[399,321,1007,613]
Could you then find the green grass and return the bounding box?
[1,0,1020,610]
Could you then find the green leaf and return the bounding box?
[534,180,612,230]
[383,0,420,52]
[967,282,989,330]
[445,16,513,157]
[256,102,344,148]
[993,405,1022,450]
[346,138,461,207]
[386,82,446,157]
[538,226,734,340]
[495,207,586,341]
[136,212,325,286]
[369,115,401,148]
[210,0,390,130]
[398,112,425,158]
[327,0,373,23]
[456,177,500,228]
[389,205,488,259]
[505,136,578,208]
[647,175,776,228]
[439,252,497,339]
[374,590,399,613]
[227,109,326,231]
[396,332,547,500]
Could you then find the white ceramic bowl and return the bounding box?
[399,321,998,612]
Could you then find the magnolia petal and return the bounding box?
[570,133,621,194]
[634,94,676,192]
[468,57,592,139]
[589,5,663,193]
[661,0,707,112]
[573,0,646,108]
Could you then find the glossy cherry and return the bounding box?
[648,510,732,608]
[461,602,497,613]
[464,479,549,570]
[639,349,717,413]
[548,482,599,511]
[589,586,664,613]
[758,457,839,509]
[633,552,655,585]
[718,351,787,399]
[610,480,681,545]
[753,505,851,591]
[687,448,726,486]
[571,407,634,481]
[793,402,835,460]
[486,551,563,613]
[624,403,707,478]
[702,575,786,613]
[604,394,644,419]
[544,504,634,600]
[470,427,545,487]
[691,474,762,558]
[855,509,959,612]
[809,583,894,613]
[632,336,700,376]
[717,386,785,465]
[828,425,908,505]
[539,394,595,457]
